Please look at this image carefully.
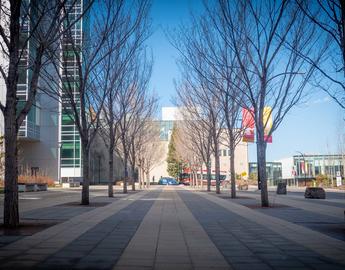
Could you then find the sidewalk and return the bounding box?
[0,186,344,269]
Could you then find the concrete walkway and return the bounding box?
[114,187,229,270]
[0,186,344,270]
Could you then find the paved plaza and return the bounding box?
[0,186,344,269]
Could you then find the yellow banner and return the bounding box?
[263,106,272,143]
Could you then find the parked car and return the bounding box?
[158,177,179,185]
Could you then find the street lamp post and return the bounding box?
[296,151,307,186]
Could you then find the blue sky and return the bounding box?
[148,0,344,161]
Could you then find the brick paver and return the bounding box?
[114,187,230,270]
[0,189,152,269]
[0,186,344,270]
[36,190,161,270]
[186,189,345,268]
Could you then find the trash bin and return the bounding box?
[276,182,287,194]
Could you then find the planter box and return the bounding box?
[18,183,48,192]
[304,187,326,199]
[276,182,287,195]
[25,184,36,192]
[36,183,48,191]
[18,184,26,192]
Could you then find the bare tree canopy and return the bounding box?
[296,0,345,109]
[212,0,322,206]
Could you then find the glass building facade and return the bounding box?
[159,120,174,141]
[248,162,282,185]
[59,0,85,177]
[18,0,40,140]
[293,154,344,180]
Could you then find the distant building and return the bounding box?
[277,154,344,186]
[248,162,282,186]
[150,107,249,181]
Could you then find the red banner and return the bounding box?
[242,108,254,142]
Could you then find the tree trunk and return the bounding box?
[81,142,90,205]
[141,167,145,188]
[108,147,114,197]
[3,0,21,227]
[138,166,142,189]
[123,153,128,193]
[131,163,136,191]
[200,165,203,190]
[146,171,150,188]
[206,161,211,192]
[3,106,19,227]
[192,171,195,188]
[257,129,269,207]
[214,142,221,194]
[230,147,236,198]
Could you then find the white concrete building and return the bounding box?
[150,107,249,182]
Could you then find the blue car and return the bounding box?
[158,177,179,185]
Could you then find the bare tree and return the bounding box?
[175,78,223,193]
[138,123,164,188]
[98,0,151,197]
[215,0,322,206]
[174,122,204,188]
[46,0,125,205]
[128,92,157,191]
[172,20,225,194]
[0,0,90,226]
[177,111,213,191]
[116,51,153,193]
[296,0,345,109]
[174,11,246,198]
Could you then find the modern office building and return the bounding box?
[0,0,59,181]
[0,0,106,183]
[248,162,282,186]
[58,0,85,180]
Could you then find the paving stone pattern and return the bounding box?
[114,188,230,270]
[22,206,98,221]
[179,190,345,270]
[0,235,23,248]
[35,191,161,270]
[219,194,345,242]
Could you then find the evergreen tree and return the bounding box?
[166,126,182,178]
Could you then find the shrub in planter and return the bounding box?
[315,174,331,188]
[18,169,54,191]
